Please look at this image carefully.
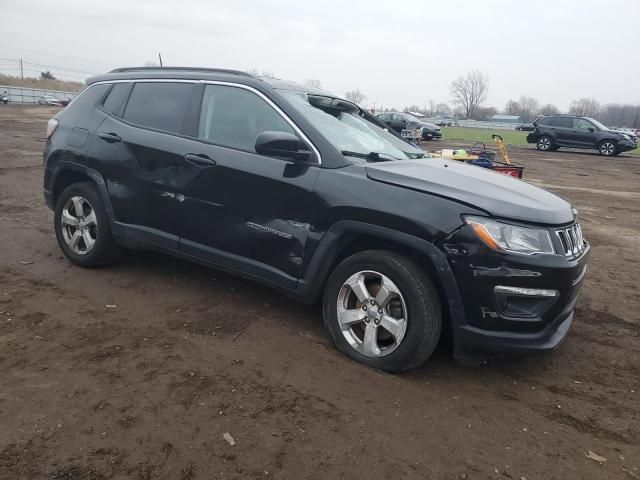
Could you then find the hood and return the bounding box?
[421,122,440,130]
[608,129,634,138]
[366,158,574,225]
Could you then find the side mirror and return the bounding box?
[255,131,313,162]
[588,127,595,133]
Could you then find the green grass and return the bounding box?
[440,127,640,155]
[441,127,530,146]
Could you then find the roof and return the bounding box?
[86,66,259,87]
[87,66,337,98]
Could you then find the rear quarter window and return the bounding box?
[58,84,110,124]
[102,83,130,115]
[122,82,194,134]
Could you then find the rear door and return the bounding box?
[87,81,195,249]
[177,83,321,285]
[551,117,577,146]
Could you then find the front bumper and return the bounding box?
[617,139,636,152]
[422,130,442,140]
[443,224,589,358]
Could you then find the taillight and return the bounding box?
[46,118,59,139]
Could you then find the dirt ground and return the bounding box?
[0,105,638,480]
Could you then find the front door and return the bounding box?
[571,118,598,148]
[178,83,321,285]
[389,113,407,133]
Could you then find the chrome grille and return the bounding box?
[555,223,585,257]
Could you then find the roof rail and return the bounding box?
[108,66,252,76]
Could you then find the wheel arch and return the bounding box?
[297,221,466,336]
[47,161,115,222]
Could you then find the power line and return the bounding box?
[0,45,120,69]
[22,60,100,76]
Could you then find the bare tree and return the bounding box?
[518,96,539,122]
[40,70,56,80]
[345,89,366,105]
[246,69,275,78]
[428,100,436,116]
[569,98,601,118]
[504,99,521,116]
[473,106,498,120]
[538,103,560,115]
[450,70,489,119]
[305,79,322,89]
[435,103,452,116]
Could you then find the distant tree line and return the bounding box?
[245,68,639,128]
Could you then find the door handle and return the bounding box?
[98,132,122,143]
[184,153,216,167]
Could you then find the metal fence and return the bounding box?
[0,85,79,105]
[452,120,519,130]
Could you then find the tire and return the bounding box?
[598,140,616,156]
[322,250,441,373]
[536,135,553,151]
[54,182,120,267]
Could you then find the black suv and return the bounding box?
[43,67,589,372]
[527,115,637,156]
[377,112,442,140]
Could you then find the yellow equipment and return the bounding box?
[492,134,511,165]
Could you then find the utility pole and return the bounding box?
[19,58,24,79]
[158,53,163,67]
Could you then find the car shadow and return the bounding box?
[108,249,561,380]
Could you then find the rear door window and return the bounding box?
[197,84,296,153]
[123,82,194,134]
[549,117,573,128]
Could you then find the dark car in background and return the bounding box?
[515,123,535,131]
[377,112,442,140]
[527,115,637,156]
[43,67,588,372]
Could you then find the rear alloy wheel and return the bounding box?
[60,196,98,255]
[537,136,553,151]
[599,141,616,156]
[323,250,441,372]
[54,182,120,267]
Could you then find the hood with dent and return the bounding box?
[366,158,574,225]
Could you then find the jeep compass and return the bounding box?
[43,67,589,372]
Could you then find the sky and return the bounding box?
[1,0,639,111]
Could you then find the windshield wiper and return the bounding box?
[341,150,401,162]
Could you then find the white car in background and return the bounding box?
[38,95,62,106]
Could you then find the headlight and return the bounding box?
[621,133,630,140]
[465,216,555,255]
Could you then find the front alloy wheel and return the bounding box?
[599,141,616,156]
[60,196,98,255]
[337,270,407,357]
[323,250,441,372]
